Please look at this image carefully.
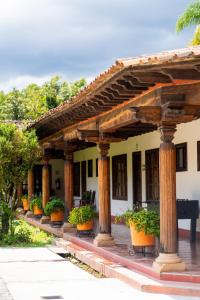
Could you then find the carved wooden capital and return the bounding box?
[98,143,110,157]
[64,151,73,161]
[64,141,76,161]
[159,124,176,143]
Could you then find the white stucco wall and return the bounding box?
[73,118,200,232]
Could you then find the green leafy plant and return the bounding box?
[115,208,160,237]
[30,196,43,211]
[0,219,53,246]
[44,197,64,216]
[68,205,95,225]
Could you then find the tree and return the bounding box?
[4,88,26,120]
[0,124,40,232]
[176,0,200,45]
[0,76,87,121]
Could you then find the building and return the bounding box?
[28,46,200,273]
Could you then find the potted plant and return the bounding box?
[115,208,159,247]
[68,205,95,231]
[30,196,43,216]
[21,195,29,211]
[44,197,64,222]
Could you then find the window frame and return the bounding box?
[112,154,127,201]
[87,159,93,177]
[96,158,98,177]
[175,142,187,172]
[73,162,80,197]
[197,141,200,171]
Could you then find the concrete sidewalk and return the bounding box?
[0,247,193,300]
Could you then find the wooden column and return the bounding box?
[42,159,50,209]
[17,184,22,200]
[28,169,34,204]
[62,143,76,232]
[64,151,74,219]
[153,125,186,273]
[94,143,115,247]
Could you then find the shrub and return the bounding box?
[68,205,94,225]
[44,197,64,216]
[0,219,53,246]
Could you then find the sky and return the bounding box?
[0,0,195,92]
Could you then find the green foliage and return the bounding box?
[176,0,200,45]
[68,205,95,225]
[0,202,15,234]
[44,197,64,216]
[115,209,160,237]
[0,219,53,246]
[30,196,43,211]
[0,124,40,212]
[0,76,87,121]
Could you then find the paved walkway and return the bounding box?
[0,247,193,300]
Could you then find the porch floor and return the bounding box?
[64,221,200,282]
[21,214,200,283]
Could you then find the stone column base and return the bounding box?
[93,233,115,247]
[40,216,50,224]
[26,211,34,218]
[153,253,186,273]
[62,222,76,233]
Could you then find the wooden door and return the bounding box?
[81,161,86,196]
[132,151,142,206]
[145,149,159,202]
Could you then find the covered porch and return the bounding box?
[26,47,200,274]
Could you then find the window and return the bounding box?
[176,143,187,172]
[96,158,98,177]
[197,141,200,171]
[88,159,93,177]
[73,162,80,196]
[112,154,127,200]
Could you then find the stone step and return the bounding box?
[55,238,200,298]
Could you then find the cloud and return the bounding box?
[0,0,194,91]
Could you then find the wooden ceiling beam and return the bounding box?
[162,68,200,80]
[130,71,172,83]
[99,110,137,132]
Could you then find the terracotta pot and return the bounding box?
[130,223,155,246]
[50,210,64,222]
[77,220,93,231]
[22,198,29,211]
[33,205,43,215]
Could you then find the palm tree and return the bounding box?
[176,0,200,45]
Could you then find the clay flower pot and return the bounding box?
[33,205,43,216]
[77,220,93,231]
[130,223,155,247]
[22,198,29,211]
[50,210,64,222]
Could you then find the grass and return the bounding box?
[0,219,53,247]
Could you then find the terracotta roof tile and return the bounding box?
[30,46,200,129]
